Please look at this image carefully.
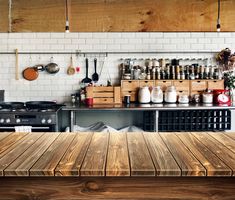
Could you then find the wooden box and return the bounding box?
[86,86,121,104]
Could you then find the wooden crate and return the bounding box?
[86,86,121,104]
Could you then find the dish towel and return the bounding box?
[15,126,32,132]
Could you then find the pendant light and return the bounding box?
[216,0,221,32]
[65,0,70,33]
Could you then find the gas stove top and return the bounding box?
[0,101,63,131]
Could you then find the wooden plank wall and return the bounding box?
[0,0,235,32]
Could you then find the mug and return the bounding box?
[85,97,93,106]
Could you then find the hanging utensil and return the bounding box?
[81,58,92,84]
[67,56,76,75]
[15,49,19,80]
[22,65,44,81]
[92,58,99,82]
[45,56,60,74]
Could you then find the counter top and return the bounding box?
[0,131,235,177]
[62,102,235,111]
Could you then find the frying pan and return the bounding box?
[45,62,60,74]
[81,58,92,84]
[22,65,44,81]
[25,101,64,109]
[0,102,25,110]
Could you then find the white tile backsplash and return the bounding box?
[0,32,235,103]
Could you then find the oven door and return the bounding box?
[0,125,55,132]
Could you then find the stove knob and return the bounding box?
[47,119,52,124]
[16,119,21,123]
[41,119,46,124]
[6,118,11,123]
[0,119,4,123]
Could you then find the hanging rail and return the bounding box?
[0,50,219,55]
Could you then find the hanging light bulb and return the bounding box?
[65,0,70,33]
[216,0,221,32]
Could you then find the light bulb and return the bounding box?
[65,20,70,33]
[217,19,221,32]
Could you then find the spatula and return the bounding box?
[92,58,99,82]
[81,58,92,84]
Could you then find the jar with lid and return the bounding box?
[151,86,163,103]
[202,89,213,104]
[138,86,151,103]
[164,86,177,103]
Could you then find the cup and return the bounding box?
[85,97,93,106]
[124,95,131,104]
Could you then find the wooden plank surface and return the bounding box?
[55,132,93,176]
[106,132,130,176]
[0,132,12,142]
[30,132,76,176]
[4,132,60,176]
[127,132,155,176]
[0,132,43,176]
[159,132,206,176]
[192,132,235,176]
[0,177,235,200]
[143,132,181,176]
[1,0,235,32]
[0,132,28,158]
[224,132,235,141]
[207,132,235,154]
[80,132,109,176]
[176,132,232,176]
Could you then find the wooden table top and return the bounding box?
[0,132,234,177]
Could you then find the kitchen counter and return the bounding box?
[0,131,234,199]
[62,103,235,132]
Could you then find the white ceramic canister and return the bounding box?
[138,86,151,103]
[151,86,163,103]
[164,86,177,103]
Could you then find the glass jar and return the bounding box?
[202,89,213,104]
[151,86,163,103]
[138,86,151,103]
[164,86,177,103]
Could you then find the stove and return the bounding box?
[0,101,63,132]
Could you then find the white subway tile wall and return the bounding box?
[0,32,234,103]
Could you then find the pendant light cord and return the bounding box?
[217,0,220,20]
[65,0,68,21]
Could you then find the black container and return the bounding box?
[0,90,4,102]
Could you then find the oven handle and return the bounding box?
[0,126,51,130]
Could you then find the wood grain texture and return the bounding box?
[106,132,130,176]
[224,132,235,141]
[176,132,232,176]
[143,132,181,176]
[1,0,235,32]
[0,177,235,200]
[0,132,43,176]
[4,132,60,176]
[30,132,76,176]
[0,132,28,158]
[127,132,155,176]
[0,132,11,142]
[159,132,206,176]
[192,132,235,176]
[0,0,9,32]
[55,132,93,176]
[208,132,235,154]
[80,132,109,176]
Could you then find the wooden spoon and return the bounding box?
[67,56,76,75]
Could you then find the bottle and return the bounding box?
[156,67,161,80]
[160,68,165,80]
[189,65,195,80]
[209,66,214,79]
[204,66,209,79]
[185,66,190,80]
[165,65,170,80]
[171,66,175,80]
[176,65,180,80]
[180,66,185,80]
[194,64,199,79]
[199,66,204,79]
[152,67,156,80]
[213,66,219,79]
